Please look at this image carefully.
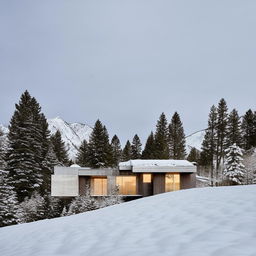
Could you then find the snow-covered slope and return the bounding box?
[1,185,256,256]
[47,117,92,159]
[0,118,92,160]
[186,130,205,152]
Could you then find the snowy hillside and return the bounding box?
[186,130,205,152]
[0,118,92,160]
[1,185,256,256]
[47,117,92,159]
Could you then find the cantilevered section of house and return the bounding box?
[51,160,196,198]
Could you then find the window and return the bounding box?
[143,174,152,183]
[91,177,107,195]
[165,174,180,192]
[116,176,137,195]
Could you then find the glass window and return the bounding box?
[165,174,180,192]
[91,177,107,195]
[116,176,137,195]
[143,174,152,183]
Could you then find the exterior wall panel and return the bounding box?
[180,173,196,189]
[153,174,165,194]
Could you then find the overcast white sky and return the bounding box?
[0,0,256,145]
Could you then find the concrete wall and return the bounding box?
[51,175,79,197]
[180,173,196,189]
[153,174,165,194]
[133,166,196,173]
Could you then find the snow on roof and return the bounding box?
[70,164,81,168]
[119,159,194,168]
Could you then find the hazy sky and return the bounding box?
[0,0,256,145]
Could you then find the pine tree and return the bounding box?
[223,144,245,185]
[215,98,228,175]
[41,142,59,194]
[131,134,142,159]
[0,127,7,169]
[111,135,122,167]
[17,192,46,223]
[76,140,89,167]
[67,186,99,215]
[122,140,132,161]
[226,109,242,149]
[87,120,113,168]
[51,130,69,166]
[168,112,186,159]
[241,109,256,150]
[5,90,47,201]
[200,105,217,185]
[0,170,19,227]
[142,132,155,159]
[187,147,201,163]
[154,113,169,159]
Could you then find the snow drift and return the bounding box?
[1,185,256,256]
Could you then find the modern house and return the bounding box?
[51,160,196,198]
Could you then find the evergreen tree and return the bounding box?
[111,135,122,167]
[41,142,59,194]
[122,140,132,161]
[215,98,228,174]
[5,90,48,201]
[76,140,89,167]
[142,132,155,159]
[241,109,256,150]
[226,109,242,149]
[187,147,201,163]
[200,105,218,185]
[223,144,245,185]
[168,112,186,159]
[87,120,113,168]
[0,170,19,227]
[154,113,169,159]
[0,127,7,169]
[17,192,46,223]
[67,186,99,215]
[131,134,142,159]
[51,130,69,166]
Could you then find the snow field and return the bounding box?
[0,185,256,256]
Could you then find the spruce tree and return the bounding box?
[216,98,228,174]
[187,147,201,163]
[41,142,59,194]
[0,170,19,227]
[76,140,89,167]
[241,109,256,150]
[51,130,69,166]
[168,112,186,159]
[154,113,169,159]
[111,135,122,167]
[142,132,155,159]
[226,109,242,149]
[223,144,245,185]
[200,105,217,185]
[131,134,142,159]
[122,140,132,161]
[0,128,7,169]
[87,120,113,168]
[5,90,47,201]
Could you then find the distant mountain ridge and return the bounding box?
[0,117,93,160]
[47,117,93,160]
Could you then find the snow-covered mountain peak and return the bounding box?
[47,117,93,160]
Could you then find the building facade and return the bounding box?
[51,160,196,198]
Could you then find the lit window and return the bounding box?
[143,174,152,183]
[116,176,136,195]
[91,177,107,195]
[165,174,180,192]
